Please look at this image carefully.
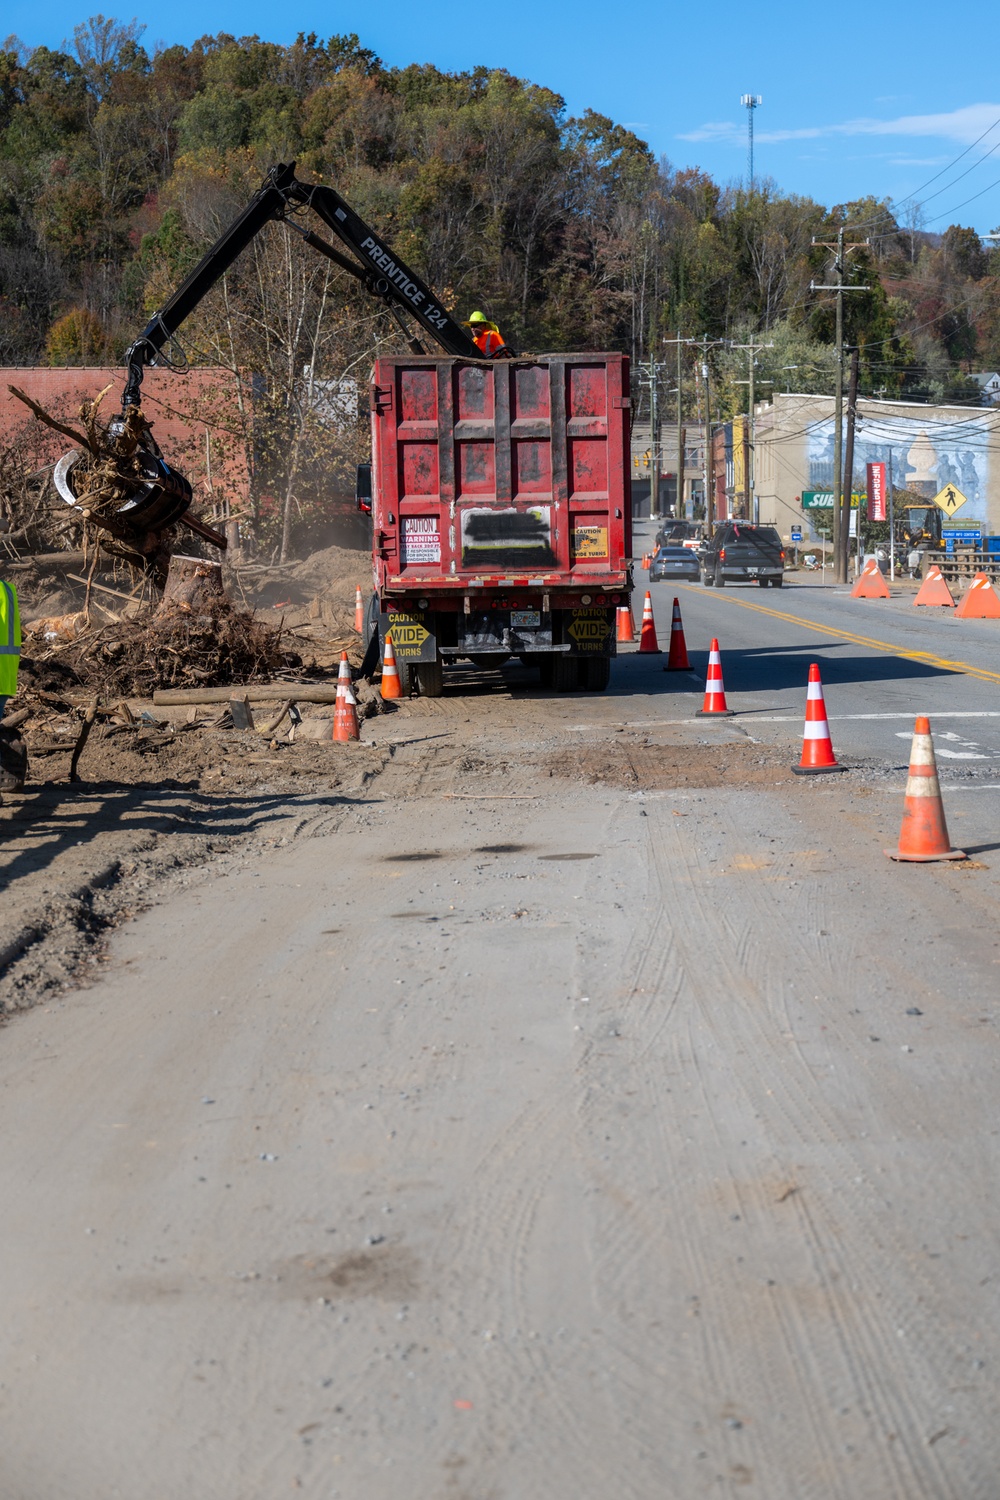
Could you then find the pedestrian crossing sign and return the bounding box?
[931,483,968,516]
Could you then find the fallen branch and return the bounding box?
[69,695,100,782]
[8,386,97,455]
[153,683,340,706]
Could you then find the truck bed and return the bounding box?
[370,353,632,594]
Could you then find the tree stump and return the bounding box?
[157,554,226,615]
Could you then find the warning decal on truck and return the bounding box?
[566,607,613,652]
[401,516,441,564]
[571,525,608,559]
[381,608,436,661]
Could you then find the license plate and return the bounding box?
[746,567,759,574]
[511,610,541,627]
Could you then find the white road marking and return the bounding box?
[729,712,1000,723]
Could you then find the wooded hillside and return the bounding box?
[3,19,999,549]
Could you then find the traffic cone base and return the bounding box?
[697,637,735,715]
[912,565,955,608]
[664,597,690,671]
[954,572,1000,619]
[885,715,965,862]
[852,558,891,599]
[638,590,661,654]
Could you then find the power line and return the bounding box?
[845,110,1000,234]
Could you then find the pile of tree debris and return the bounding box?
[24,557,296,700]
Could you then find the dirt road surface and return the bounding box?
[2,535,1000,1498]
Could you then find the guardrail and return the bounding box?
[935,548,1000,584]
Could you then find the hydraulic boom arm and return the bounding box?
[122,161,480,410]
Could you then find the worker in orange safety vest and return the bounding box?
[464,310,507,358]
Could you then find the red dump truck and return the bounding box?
[363,353,633,694]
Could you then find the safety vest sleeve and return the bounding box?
[0,580,21,697]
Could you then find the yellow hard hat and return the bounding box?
[465,310,490,325]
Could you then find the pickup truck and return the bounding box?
[701,522,785,588]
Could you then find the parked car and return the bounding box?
[649,545,701,583]
[701,523,785,587]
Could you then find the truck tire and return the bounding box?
[702,571,714,587]
[758,578,769,587]
[397,659,415,696]
[362,591,379,649]
[551,655,578,692]
[579,655,611,691]
[416,658,444,697]
[715,566,725,587]
[771,577,783,588]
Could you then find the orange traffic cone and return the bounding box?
[637,591,661,653]
[380,633,403,699]
[338,650,352,684]
[616,602,636,643]
[851,557,890,599]
[354,586,364,632]
[885,715,965,862]
[954,572,1000,619]
[793,664,846,775]
[664,597,690,671]
[697,638,735,716]
[913,564,955,608]
[334,679,360,741]
[642,552,651,569]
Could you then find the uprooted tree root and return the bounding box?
[52,599,296,699]
[8,384,153,522]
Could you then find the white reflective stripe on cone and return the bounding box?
[910,736,935,766]
[806,681,824,700]
[803,722,831,739]
[905,775,940,797]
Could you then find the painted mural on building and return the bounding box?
[806,414,990,526]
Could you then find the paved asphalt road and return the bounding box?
[2,527,1000,1499]
[634,520,1000,846]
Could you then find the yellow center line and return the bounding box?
[675,584,1000,686]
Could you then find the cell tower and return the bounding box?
[741,94,762,190]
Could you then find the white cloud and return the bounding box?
[679,103,1000,149]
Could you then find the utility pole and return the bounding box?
[677,331,685,518]
[888,446,895,581]
[841,347,860,578]
[741,94,762,189]
[729,337,773,523]
[662,335,697,518]
[700,339,713,530]
[810,230,869,583]
[636,352,666,519]
[649,358,659,517]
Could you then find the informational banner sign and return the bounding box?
[866,462,887,522]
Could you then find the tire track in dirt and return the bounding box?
[632,794,994,1498]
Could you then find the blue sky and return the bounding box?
[8,0,1000,235]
